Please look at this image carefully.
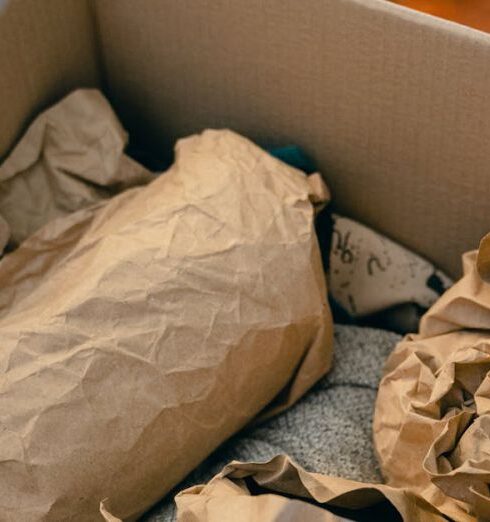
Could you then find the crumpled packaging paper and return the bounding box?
[169,455,446,522]
[0,129,332,521]
[374,248,490,521]
[171,247,490,522]
[306,172,331,214]
[477,232,490,282]
[0,88,152,252]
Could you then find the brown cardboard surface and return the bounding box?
[0,0,100,161]
[94,0,490,278]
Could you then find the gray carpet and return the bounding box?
[142,324,401,521]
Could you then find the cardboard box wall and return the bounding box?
[2,0,490,278]
[2,1,490,521]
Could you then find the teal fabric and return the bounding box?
[267,145,316,174]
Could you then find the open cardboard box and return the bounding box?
[2,0,490,279]
[2,1,490,521]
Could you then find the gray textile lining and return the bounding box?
[143,324,401,521]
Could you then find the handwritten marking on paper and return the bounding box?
[367,254,387,276]
[332,230,354,264]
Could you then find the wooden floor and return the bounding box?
[392,0,490,33]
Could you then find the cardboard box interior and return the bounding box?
[1,0,490,277]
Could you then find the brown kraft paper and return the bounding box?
[0,128,332,521]
[173,245,490,522]
[171,455,446,522]
[374,248,490,521]
[0,89,152,250]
